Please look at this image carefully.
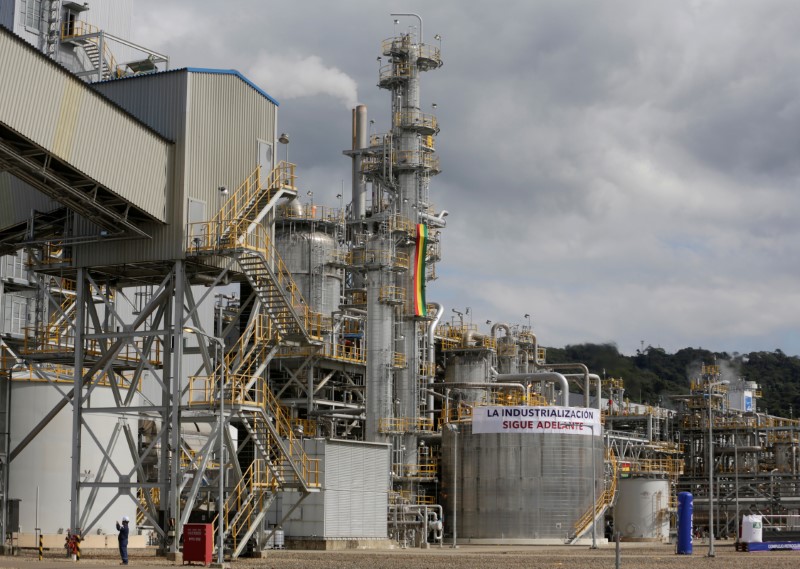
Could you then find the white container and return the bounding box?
[741,515,763,543]
[614,478,670,541]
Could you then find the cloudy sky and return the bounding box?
[133,0,800,356]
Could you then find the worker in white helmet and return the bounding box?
[116,516,130,565]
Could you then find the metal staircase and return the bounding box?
[190,372,320,558]
[187,161,326,557]
[567,447,619,544]
[188,163,324,346]
[60,21,119,81]
[213,161,297,242]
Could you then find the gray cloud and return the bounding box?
[134,0,800,356]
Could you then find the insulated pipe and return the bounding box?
[418,211,447,228]
[541,363,590,407]
[427,303,444,422]
[564,373,602,410]
[490,322,510,339]
[352,105,368,220]
[492,371,570,407]
[435,382,526,405]
[461,329,488,347]
[525,331,538,371]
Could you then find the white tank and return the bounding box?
[614,478,670,542]
[9,380,136,535]
[275,230,343,315]
[741,514,763,543]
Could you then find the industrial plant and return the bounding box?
[0,0,798,560]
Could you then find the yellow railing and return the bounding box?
[136,488,160,525]
[388,215,415,234]
[394,150,440,171]
[571,447,618,539]
[392,351,407,368]
[61,21,121,78]
[379,417,435,433]
[350,249,409,270]
[392,461,438,478]
[187,372,320,489]
[8,364,136,390]
[379,285,406,305]
[20,326,162,364]
[394,110,438,132]
[379,61,411,83]
[214,162,296,230]
[188,221,326,340]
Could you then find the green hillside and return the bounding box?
[545,343,800,418]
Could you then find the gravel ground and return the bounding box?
[1,542,800,569]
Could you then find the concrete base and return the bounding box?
[165,551,182,564]
[286,538,394,551]
[209,563,230,568]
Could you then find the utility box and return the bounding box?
[183,524,213,566]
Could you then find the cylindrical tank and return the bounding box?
[275,229,342,315]
[444,352,491,404]
[9,381,136,535]
[741,514,763,543]
[676,492,693,554]
[441,421,603,541]
[614,478,670,542]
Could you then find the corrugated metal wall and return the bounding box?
[443,425,604,540]
[76,69,277,268]
[0,29,170,223]
[278,439,390,540]
[323,440,389,538]
[0,174,62,229]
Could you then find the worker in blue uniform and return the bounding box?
[116,516,130,565]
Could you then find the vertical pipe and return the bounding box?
[352,105,368,220]
[216,305,224,565]
[170,261,185,553]
[734,441,740,545]
[708,390,715,557]
[70,268,85,534]
[451,426,458,549]
[426,303,443,422]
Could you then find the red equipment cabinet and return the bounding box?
[183,523,213,566]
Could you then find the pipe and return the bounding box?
[418,211,447,228]
[490,322,510,339]
[564,373,602,410]
[427,303,444,422]
[492,371,570,407]
[461,329,488,347]
[541,363,590,407]
[338,305,368,316]
[352,105,367,220]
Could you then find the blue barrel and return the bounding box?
[677,492,693,554]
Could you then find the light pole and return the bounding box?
[391,12,423,44]
[278,132,290,163]
[446,422,459,548]
[183,324,226,565]
[706,379,728,557]
[734,438,740,546]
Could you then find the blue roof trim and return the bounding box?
[185,67,279,106]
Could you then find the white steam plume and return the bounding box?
[247,52,358,109]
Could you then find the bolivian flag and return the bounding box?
[413,224,428,317]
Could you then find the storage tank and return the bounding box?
[444,352,492,404]
[441,421,603,541]
[9,380,137,535]
[614,477,670,542]
[275,228,343,316]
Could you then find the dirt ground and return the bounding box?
[1,542,800,569]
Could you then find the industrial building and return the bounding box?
[0,1,798,559]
